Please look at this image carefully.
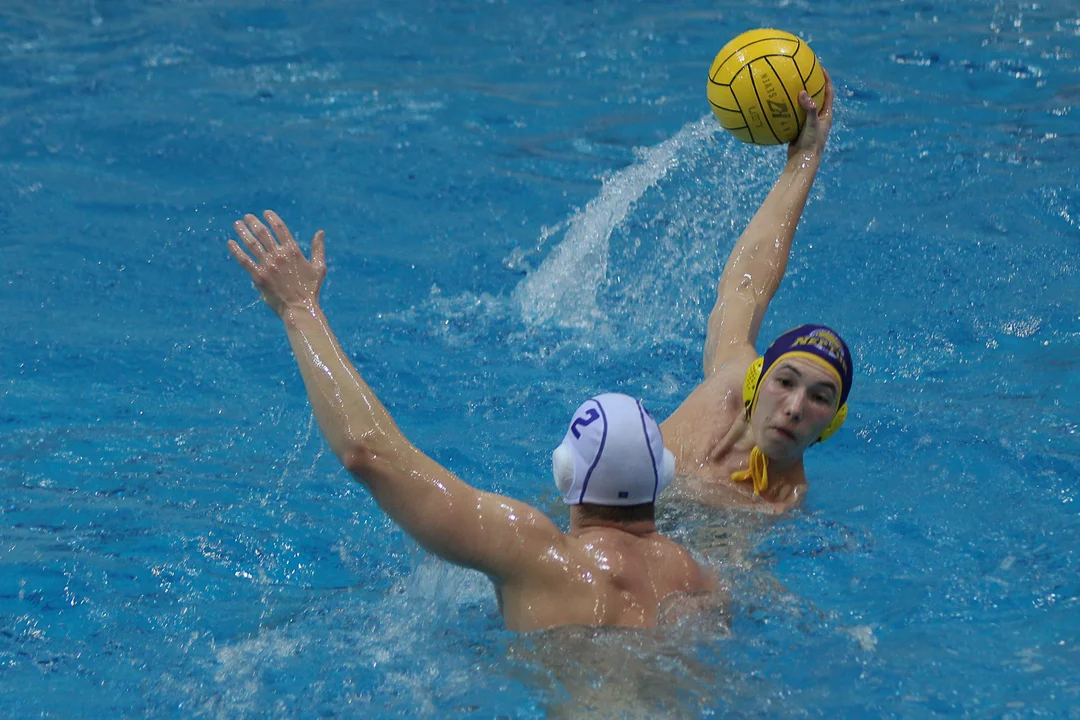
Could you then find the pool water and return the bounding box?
[1,0,1077,717]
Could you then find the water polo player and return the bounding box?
[660,70,850,513]
[228,211,717,632]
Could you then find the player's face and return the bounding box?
[751,357,839,462]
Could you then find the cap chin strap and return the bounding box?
[731,445,769,495]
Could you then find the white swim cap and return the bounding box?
[551,393,676,506]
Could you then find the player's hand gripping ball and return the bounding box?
[707,28,826,145]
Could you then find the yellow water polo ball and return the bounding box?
[707,28,826,145]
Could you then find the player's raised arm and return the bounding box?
[228,211,561,582]
[703,70,834,377]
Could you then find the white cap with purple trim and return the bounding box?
[551,393,676,506]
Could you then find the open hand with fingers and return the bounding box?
[788,68,834,161]
[228,210,327,318]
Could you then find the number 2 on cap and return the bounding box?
[570,408,600,439]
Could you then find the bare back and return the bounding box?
[498,529,716,633]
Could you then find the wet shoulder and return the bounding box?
[573,531,693,578]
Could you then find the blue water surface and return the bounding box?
[1,0,1078,717]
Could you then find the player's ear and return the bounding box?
[552,443,574,498]
[658,448,676,494]
[743,356,764,419]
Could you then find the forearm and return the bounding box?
[721,150,823,300]
[279,302,403,466]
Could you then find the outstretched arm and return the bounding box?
[703,70,835,376]
[228,211,561,581]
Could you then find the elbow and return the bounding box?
[338,425,405,478]
[341,443,383,481]
[340,436,414,484]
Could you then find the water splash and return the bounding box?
[513,116,719,330]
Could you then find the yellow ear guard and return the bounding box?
[815,402,847,444]
[742,356,764,414]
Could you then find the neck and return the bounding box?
[758,453,808,498]
[568,505,658,537]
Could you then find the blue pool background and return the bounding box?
[1,0,1078,717]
